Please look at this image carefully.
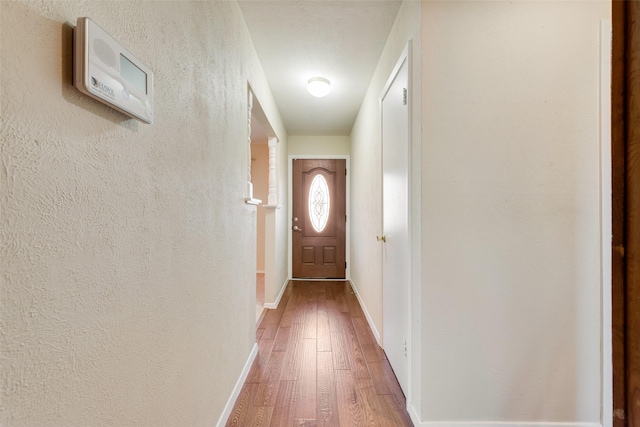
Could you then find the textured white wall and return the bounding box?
[288,135,351,156]
[421,1,609,423]
[0,1,286,426]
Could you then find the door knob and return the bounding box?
[377,235,386,242]
[293,225,302,232]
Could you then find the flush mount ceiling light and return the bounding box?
[307,77,331,97]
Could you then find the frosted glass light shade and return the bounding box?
[307,77,331,97]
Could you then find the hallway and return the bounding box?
[227,281,413,426]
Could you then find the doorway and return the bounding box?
[381,45,410,396]
[291,158,347,279]
[248,88,279,323]
[250,137,268,322]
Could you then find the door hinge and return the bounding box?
[345,214,347,223]
[614,408,625,420]
[345,168,347,176]
[403,88,407,105]
[403,339,407,357]
[345,262,347,269]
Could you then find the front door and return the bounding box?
[292,159,346,278]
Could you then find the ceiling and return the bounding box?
[239,0,402,136]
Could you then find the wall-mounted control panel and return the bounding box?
[74,17,154,124]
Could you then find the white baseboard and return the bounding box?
[409,402,423,426]
[348,279,381,345]
[412,422,601,427]
[263,277,289,309]
[215,342,259,427]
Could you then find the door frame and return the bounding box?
[378,40,422,410]
[600,18,614,425]
[247,86,281,312]
[379,41,414,398]
[288,154,350,281]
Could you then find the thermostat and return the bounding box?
[74,17,154,124]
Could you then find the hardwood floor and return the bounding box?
[227,280,413,427]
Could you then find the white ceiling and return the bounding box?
[239,0,402,136]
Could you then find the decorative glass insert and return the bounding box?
[308,174,330,232]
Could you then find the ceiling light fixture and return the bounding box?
[307,77,331,97]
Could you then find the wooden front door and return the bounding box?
[612,1,640,425]
[292,159,346,279]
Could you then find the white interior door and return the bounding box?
[381,53,410,396]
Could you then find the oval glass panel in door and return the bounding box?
[308,174,330,232]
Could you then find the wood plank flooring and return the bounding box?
[226,281,413,427]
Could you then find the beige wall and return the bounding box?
[420,0,609,423]
[0,1,286,426]
[252,144,269,271]
[272,137,290,301]
[288,135,350,156]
